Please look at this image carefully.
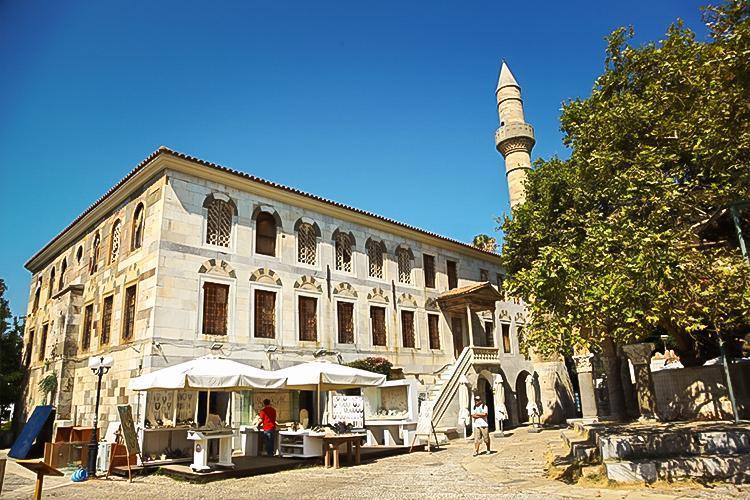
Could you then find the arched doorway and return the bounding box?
[515,371,531,423]
[477,376,495,432]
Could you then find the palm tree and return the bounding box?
[472,234,497,253]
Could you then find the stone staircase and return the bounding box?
[557,420,750,484]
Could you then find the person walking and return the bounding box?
[471,395,491,456]
[258,399,277,457]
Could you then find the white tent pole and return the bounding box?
[317,381,321,426]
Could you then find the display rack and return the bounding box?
[278,431,324,458]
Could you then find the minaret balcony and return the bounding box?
[495,122,535,155]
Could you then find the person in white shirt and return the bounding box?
[471,395,491,456]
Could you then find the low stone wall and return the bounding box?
[652,363,750,421]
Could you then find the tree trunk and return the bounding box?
[602,337,627,421]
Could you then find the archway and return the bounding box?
[477,376,496,432]
[515,370,531,423]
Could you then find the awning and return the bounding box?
[276,361,386,391]
[128,356,287,391]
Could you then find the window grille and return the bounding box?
[335,233,352,272]
[401,310,415,348]
[367,240,384,279]
[206,199,233,247]
[132,203,144,250]
[337,302,354,344]
[82,304,93,350]
[502,323,511,353]
[397,248,412,284]
[370,306,386,346]
[254,290,276,338]
[428,314,440,350]
[123,285,137,340]
[297,223,317,265]
[447,260,458,289]
[298,296,317,341]
[484,321,494,347]
[423,255,435,288]
[256,212,277,256]
[110,219,122,263]
[38,323,48,362]
[101,295,113,345]
[202,282,228,336]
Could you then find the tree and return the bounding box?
[472,234,498,253]
[500,0,750,365]
[0,279,25,425]
[346,357,393,378]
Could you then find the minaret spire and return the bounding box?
[495,61,535,209]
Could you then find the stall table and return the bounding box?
[322,434,363,469]
[186,429,235,472]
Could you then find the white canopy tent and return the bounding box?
[276,361,386,425]
[128,356,287,391]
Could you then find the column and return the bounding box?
[621,343,658,420]
[466,304,474,348]
[601,338,627,421]
[572,354,598,419]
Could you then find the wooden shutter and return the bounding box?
[484,321,494,347]
[254,290,276,338]
[38,323,48,362]
[423,255,435,288]
[428,314,440,350]
[299,296,317,341]
[123,285,137,340]
[371,307,386,346]
[256,213,277,256]
[447,261,458,289]
[101,295,113,345]
[337,302,354,344]
[401,310,415,348]
[502,323,511,353]
[202,282,228,336]
[82,304,93,349]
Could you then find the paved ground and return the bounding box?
[2,429,750,499]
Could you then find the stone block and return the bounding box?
[605,460,657,483]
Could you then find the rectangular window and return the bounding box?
[502,323,511,353]
[38,323,49,362]
[496,273,505,299]
[428,314,440,350]
[423,255,435,289]
[202,282,228,336]
[298,296,317,341]
[123,285,137,340]
[480,269,489,282]
[401,310,415,348]
[484,320,494,347]
[447,260,458,290]
[254,290,276,339]
[101,295,113,345]
[370,306,386,346]
[82,304,93,350]
[337,301,354,344]
[25,330,34,367]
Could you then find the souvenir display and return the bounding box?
[331,395,364,428]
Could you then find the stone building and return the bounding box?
[20,62,573,436]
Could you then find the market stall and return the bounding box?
[362,379,419,447]
[127,356,287,471]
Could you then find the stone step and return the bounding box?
[560,429,598,465]
[605,453,750,484]
[599,428,750,461]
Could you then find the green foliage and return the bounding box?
[38,373,58,404]
[472,234,498,253]
[0,279,25,422]
[500,1,750,363]
[346,357,393,378]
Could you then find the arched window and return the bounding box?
[110,219,122,263]
[335,232,353,272]
[131,203,144,250]
[59,258,67,289]
[76,246,83,264]
[366,239,384,279]
[206,198,233,247]
[33,279,41,312]
[91,233,101,273]
[297,223,317,265]
[396,247,412,284]
[256,212,277,256]
[48,268,55,297]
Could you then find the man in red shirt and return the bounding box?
[258,399,277,456]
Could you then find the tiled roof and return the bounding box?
[26,146,500,270]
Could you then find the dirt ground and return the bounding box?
[3,428,750,499]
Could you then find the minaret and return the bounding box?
[495,61,535,209]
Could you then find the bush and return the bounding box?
[346,357,393,379]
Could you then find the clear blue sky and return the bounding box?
[0,0,708,316]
